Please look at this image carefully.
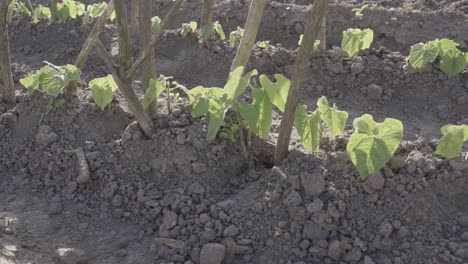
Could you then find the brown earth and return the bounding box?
[1,0,468,264]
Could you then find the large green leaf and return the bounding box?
[261,74,290,113]
[32,5,51,24]
[435,125,468,159]
[89,75,117,110]
[347,114,403,179]
[239,88,273,139]
[439,48,467,78]
[206,96,228,140]
[341,28,374,57]
[192,97,210,118]
[223,67,257,102]
[408,41,439,71]
[317,96,348,137]
[294,105,322,153]
[437,38,459,56]
[142,78,165,110]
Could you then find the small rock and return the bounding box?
[283,191,302,207]
[303,221,329,240]
[327,240,343,260]
[192,163,207,174]
[200,243,226,264]
[366,84,383,99]
[53,248,89,264]
[345,248,362,262]
[36,125,58,146]
[306,199,324,214]
[223,225,239,237]
[459,215,468,227]
[351,62,365,75]
[300,172,325,196]
[461,232,468,240]
[162,210,178,229]
[379,221,393,237]
[363,255,376,264]
[188,182,206,195]
[364,172,385,193]
[327,62,344,74]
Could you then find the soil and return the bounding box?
[1,0,468,264]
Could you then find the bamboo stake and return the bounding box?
[139,0,157,115]
[230,0,267,72]
[200,0,213,28]
[0,0,16,106]
[275,0,329,164]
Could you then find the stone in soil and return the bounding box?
[200,243,226,264]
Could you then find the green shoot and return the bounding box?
[151,16,161,32]
[32,5,51,24]
[341,28,374,57]
[180,21,197,38]
[198,21,225,43]
[256,40,273,49]
[435,125,468,159]
[229,27,244,48]
[89,75,118,110]
[351,4,369,20]
[298,34,320,50]
[51,0,85,22]
[7,0,31,21]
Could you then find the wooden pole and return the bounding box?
[200,0,213,28]
[229,0,267,72]
[139,0,157,115]
[0,0,16,106]
[275,0,329,164]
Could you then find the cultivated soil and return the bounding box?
[0,0,468,264]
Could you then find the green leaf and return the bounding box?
[89,75,117,110]
[341,28,374,57]
[239,87,273,139]
[408,41,439,71]
[151,16,161,33]
[192,97,210,118]
[352,4,369,19]
[261,74,290,113]
[298,34,320,50]
[317,96,348,137]
[437,38,459,56]
[294,105,322,153]
[256,41,271,49]
[86,2,107,19]
[346,114,403,179]
[32,5,51,24]
[439,48,467,78]
[199,23,214,42]
[181,21,197,38]
[435,125,468,159]
[223,66,257,102]
[229,27,244,48]
[213,21,225,40]
[206,96,227,140]
[142,78,165,110]
[20,69,42,95]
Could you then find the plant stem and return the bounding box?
[230,0,267,72]
[75,0,114,70]
[200,0,213,28]
[166,86,172,113]
[139,0,157,116]
[275,0,329,164]
[130,0,139,36]
[0,0,16,107]
[237,110,248,159]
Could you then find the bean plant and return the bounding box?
[341,28,374,57]
[180,21,197,38]
[229,27,244,48]
[198,21,225,43]
[408,38,467,77]
[435,125,468,159]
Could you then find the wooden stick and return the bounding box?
[200,0,213,28]
[230,0,267,72]
[125,0,183,79]
[94,40,155,138]
[275,0,329,164]
[318,17,326,51]
[0,0,16,106]
[75,148,90,184]
[139,0,157,115]
[75,0,114,70]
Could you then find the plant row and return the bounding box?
[20,62,467,180]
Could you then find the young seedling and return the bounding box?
[346,114,403,179]
[229,27,244,48]
[351,4,369,20]
[180,21,197,38]
[141,75,178,113]
[32,5,52,24]
[20,62,81,119]
[89,75,118,110]
[435,125,468,159]
[50,0,85,22]
[83,2,107,24]
[7,0,31,22]
[198,21,225,43]
[255,40,274,49]
[298,35,320,50]
[341,28,374,57]
[408,38,467,77]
